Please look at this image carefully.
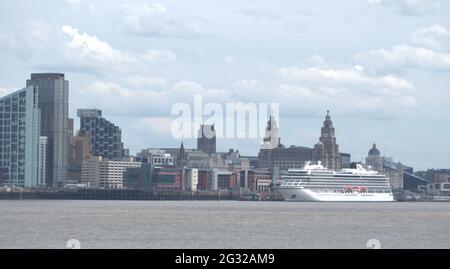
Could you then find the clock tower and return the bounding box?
[313,110,341,170]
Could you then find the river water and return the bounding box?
[0,200,448,249]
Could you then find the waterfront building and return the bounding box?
[81,156,101,188]
[179,168,199,191]
[123,163,153,190]
[366,145,404,189]
[26,73,69,188]
[241,155,258,169]
[210,169,237,191]
[186,168,198,191]
[38,136,47,186]
[186,150,212,169]
[258,146,314,171]
[258,111,347,172]
[67,131,92,184]
[366,143,383,171]
[404,173,428,192]
[261,114,281,150]
[81,157,141,189]
[197,169,209,190]
[153,167,182,191]
[312,111,341,170]
[421,182,450,196]
[136,149,174,167]
[247,169,272,192]
[99,158,141,189]
[384,164,404,190]
[137,146,251,191]
[77,109,124,160]
[433,170,450,183]
[340,153,351,169]
[197,124,216,155]
[364,144,416,190]
[414,169,450,183]
[145,146,211,169]
[122,167,140,190]
[0,86,40,188]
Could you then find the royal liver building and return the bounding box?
[312,110,341,171]
[258,111,345,172]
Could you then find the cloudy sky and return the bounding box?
[1,0,449,170]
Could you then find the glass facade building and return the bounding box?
[0,86,40,188]
[27,73,69,188]
[77,109,124,160]
[38,136,48,186]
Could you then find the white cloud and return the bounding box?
[84,55,415,119]
[225,57,417,119]
[224,56,237,64]
[121,76,168,90]
[237,7,283,20]
[278,65,413,91]
[130,117,175,136]
[356,45,450,69]
[79,80,231,117]
[143,49,177,63]
[263,58,417,118]
[0,86,17,97]
[0,20,53,61]
[356,25,450,70]
[411,24,449,50]
[66,0,81,6]
[2,23,178,75]
[305,54,328,67]
[237,6,309,33]
[368,0,444,16]
[66,0,96,12]
[79,81,167,116]
[122,2,206,38]
[62,25,137,67]
[60,25,177,73]
[172,81,230,102]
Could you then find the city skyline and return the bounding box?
[1,1,450,170]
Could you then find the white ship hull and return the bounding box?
[277,188,395,202]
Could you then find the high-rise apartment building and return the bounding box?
[38,136,48,186]
[0,86,40,188]
[77,109,124,160]
[26,73,69,188]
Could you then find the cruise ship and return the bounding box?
[275,162,394,202]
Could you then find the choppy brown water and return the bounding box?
[0,200,449,249]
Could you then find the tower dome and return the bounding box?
[368,143,380,156]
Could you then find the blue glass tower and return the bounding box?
[0,86,40,188]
